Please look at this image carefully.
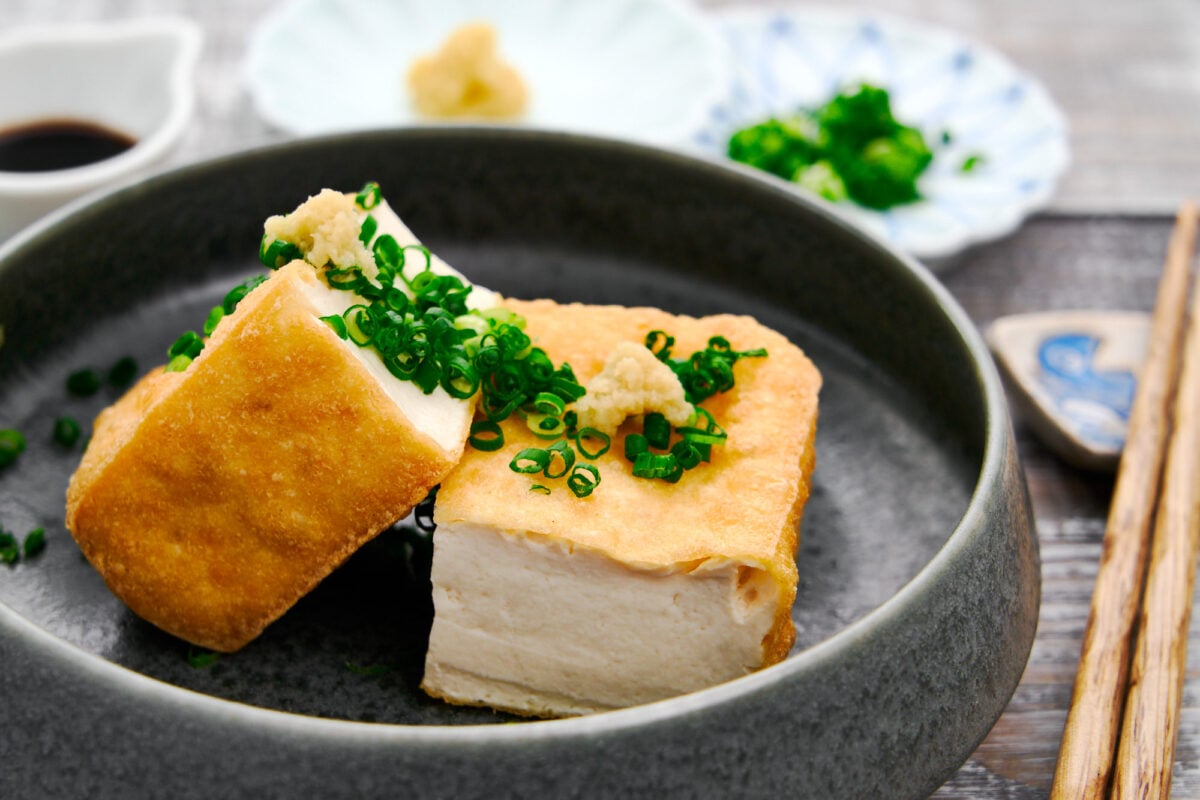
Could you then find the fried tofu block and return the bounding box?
[423,300,821,717]
[66,260,473,652]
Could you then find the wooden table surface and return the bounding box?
[5,1,1200,797]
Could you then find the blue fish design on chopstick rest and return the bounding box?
[985,311,1150,471]
[1037,333,1136,450]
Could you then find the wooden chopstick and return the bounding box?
[1111,217,1200,798]
[1050,201,1199,799]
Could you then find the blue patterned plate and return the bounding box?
[692,7,1069,265]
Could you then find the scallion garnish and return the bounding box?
[355,181,382,210]
[259,236,302,269]
[0,530,18,565]
[574,427,610,459]
[358,214,378,246]
[468,420,504,452]
[22,528,45,558]
[163,274,269,374]
[510,448,551,474]
[164,355,193,373]
[529,484,551,495]
[566,464,601,498]
[107,356,138,389]
[53,416,81,447]
[646,331,766,405]
[320,314,349,339]
[186,647,220,668]
[643,412,671,450]
[543,440,576,479]
[66,368,102,397]
[203,307,225,336]
[624,433,648,462]
[0,429,25,468]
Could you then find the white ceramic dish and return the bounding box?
[691,6,1070,265]
[244,0,729,146]
[0,18,202,241]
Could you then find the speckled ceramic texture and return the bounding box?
[0,130,1038,799]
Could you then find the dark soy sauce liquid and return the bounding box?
[0,119,137,172]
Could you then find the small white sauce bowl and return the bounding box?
[0,18,202,241]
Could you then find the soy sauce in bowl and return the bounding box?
[0,119,136,173]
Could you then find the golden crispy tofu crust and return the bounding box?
[65,262,464,652]
[434,299,821,667]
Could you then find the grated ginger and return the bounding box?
[574,342,693,435]
[262,189,373,272]
[407,23,528,120]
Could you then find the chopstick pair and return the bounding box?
[1051,201,1200,799]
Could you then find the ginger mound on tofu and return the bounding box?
[262,189,373,274]
[574,341,694,435]
[407,22,528,120]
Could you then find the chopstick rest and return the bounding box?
[987,310,1149,471]
[1051,201,1199,799]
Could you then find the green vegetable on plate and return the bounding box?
[727,83,938,210]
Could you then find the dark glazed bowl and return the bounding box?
[0,129,1038,799]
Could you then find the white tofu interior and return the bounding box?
[422,522,781,716]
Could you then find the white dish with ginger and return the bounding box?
[244,0,729,145]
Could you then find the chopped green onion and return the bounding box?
[0,530,18,564]
[526,413,565,440]
[0,429,26,468]
[358,214,378,246]
[646,329,675,361]
[676,426,727,446]
[165,355,193,373]
[574,427,611,459]
[66,368,102,397]
[643,412,671,450]
[468,420,505,452]
[186,647,220,668]
[529,484,552,495]
[259,236,303,269]
[320,314,348,339]
[510,448,551,474]
[168,331,204,360]
[632,451,679,480]
[107,356,138,389]
[223,275,269,314]
[543,440,576,479]
[53,416,81,447]
[532,391,566,417]
[624,433,649,461]
[203,306,225,336]
[671,439,704,470]
[23,527,45,558]
[567,464,601,498]
[355,181,382,210]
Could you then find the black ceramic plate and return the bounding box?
[0,130,1037,799]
